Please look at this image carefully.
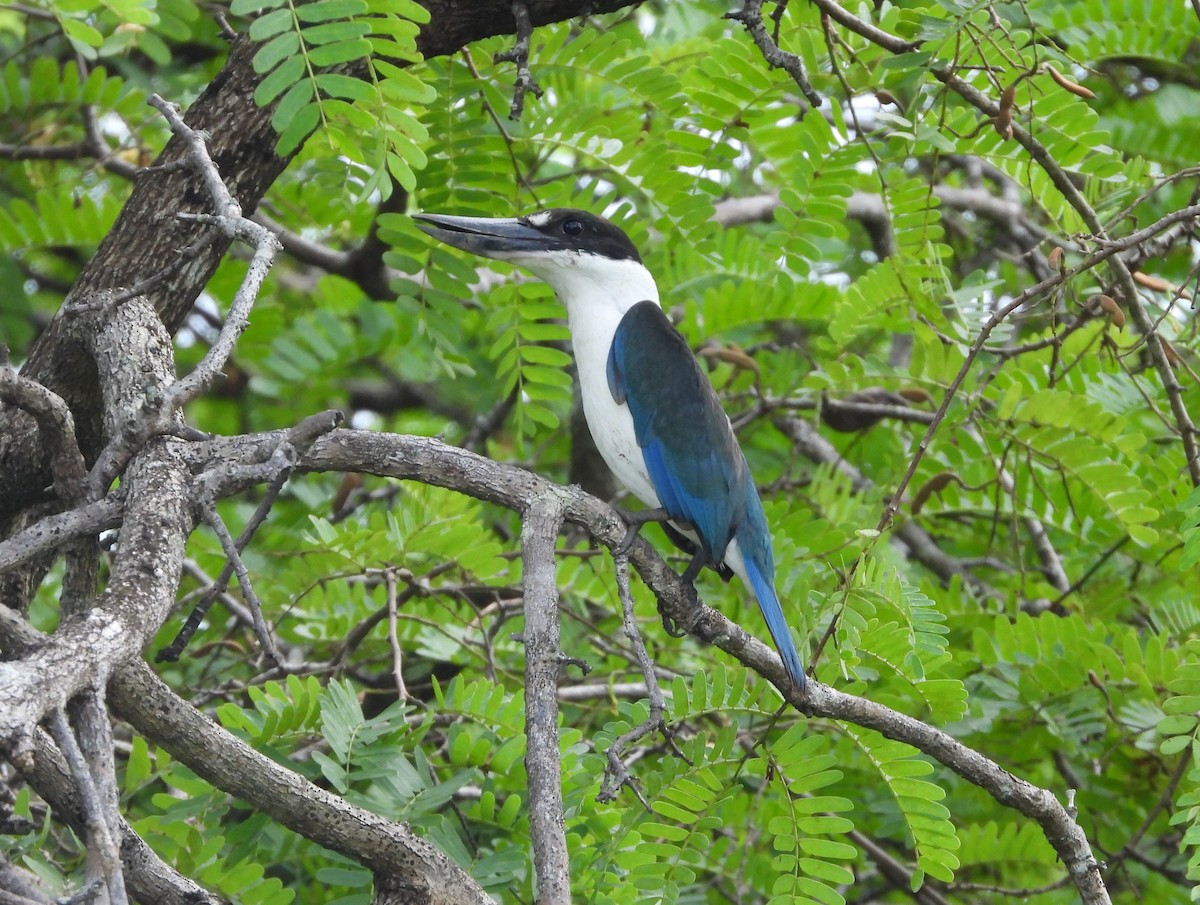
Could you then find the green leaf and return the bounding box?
[254,55,305,106]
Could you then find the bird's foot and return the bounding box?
[658,581,702,637]
[613,506,684,556]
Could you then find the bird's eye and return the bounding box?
[562,219,584,236]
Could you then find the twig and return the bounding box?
[0,139,91,160]
[46,710,127,905]
[726,0,822,106]
[556,681,650,702]
[519,491,571,905]
[81,105,140,179]
[0,497,122,573]
[65,687,125,903]
[384,568,409,700]
[598,554,690,805]
[158,413,341,662]
[494,1,544,119]
[197,498,280,667]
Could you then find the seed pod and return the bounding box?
[698,344,760,376]
[332,472,363,514]
[1163,339,1182,367]
[898,387,934,404]
[1094,294,1125,329]
[875,89,900,108]
[1046,64,1096,100]
[912,471,962,515]
[1132,271,1171,292]
[992,83,1017,140]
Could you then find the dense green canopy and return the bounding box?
[2,1,1199,903]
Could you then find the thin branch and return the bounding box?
[384,568,409,700]
[197,498,280,667]
[46,710,127,905]
[493,1,544,119]
[81,105,141,179]
[726,0,822,106]
[598,554,689,805]
[0,368,87,503]
[0,140,92,160]
[847,827,952,905]
[0,443,193,756]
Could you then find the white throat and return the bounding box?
[514,251,663,506]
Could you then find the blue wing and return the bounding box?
[608,301,806,687]
[608,301,747,559]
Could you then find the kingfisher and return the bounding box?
[414,208,806,688]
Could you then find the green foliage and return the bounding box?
[232,0,433,191]
[483,288,573,439]
[3,0,1200,901]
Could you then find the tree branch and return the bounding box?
[519,491,571,905]
[0,441,193,754]
[727,0,821,106]
[288,430,1109,904]
[109,659,492,905]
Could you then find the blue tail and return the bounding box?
[738,531,806,689]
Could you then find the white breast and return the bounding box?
[526,250,664,509]
[568,303,661,508]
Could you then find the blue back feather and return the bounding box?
[608,301,806,686]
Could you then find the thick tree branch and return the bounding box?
[285,430,1107,903]
[109,659,492,905]
[46,709,127,905]
[0,441,192,753]
[0,0,645,526]
[15,726,223,905]
[0,369,86,503]
[519,491,571,905]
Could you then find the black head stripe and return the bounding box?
[518,209,642,263]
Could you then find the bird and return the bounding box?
[414,208,806,688]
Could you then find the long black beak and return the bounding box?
[413,213,558,259]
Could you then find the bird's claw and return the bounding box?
[658,582,701,637]
[612,506,674,557]
[614,524,641,558]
